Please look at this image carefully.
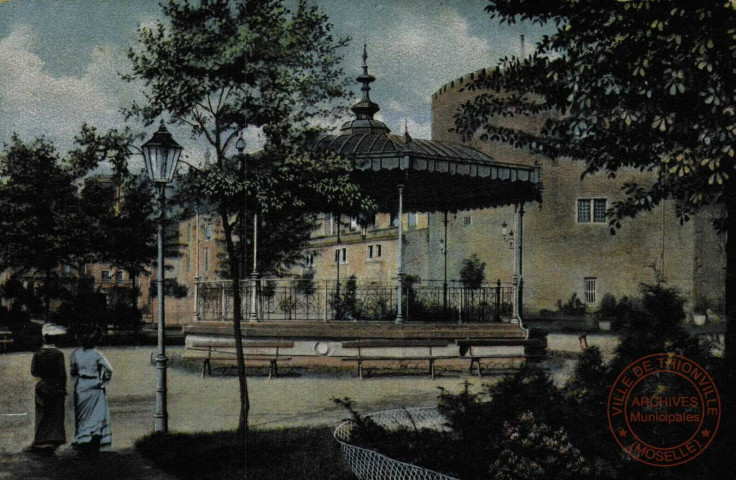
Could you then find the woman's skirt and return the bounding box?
[33,381,65,447]
[72,378,112,447]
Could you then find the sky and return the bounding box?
[0,0,549,165]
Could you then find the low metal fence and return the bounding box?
[195,278,514,323]
[333,407,459,480]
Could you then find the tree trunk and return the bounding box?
[722,191,736,456]
[219,207,249,471]
[44,267,51,323]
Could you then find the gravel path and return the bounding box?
[1,346,478,455]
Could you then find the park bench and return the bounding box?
[187,339,293,379]
[0,331,12,353]
[455,339,545,376]
[341,339,454,380]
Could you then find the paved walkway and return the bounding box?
[0,449,177,480]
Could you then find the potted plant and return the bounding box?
[692,297,710,326]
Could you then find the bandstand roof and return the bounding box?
[312,46,541,214]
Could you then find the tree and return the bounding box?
[125,0,372,459]
[456,0,736,458]
[0,130,156,320]
[0,136,79,320]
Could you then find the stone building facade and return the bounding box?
[429,68,726,314]
[168,66,726,325]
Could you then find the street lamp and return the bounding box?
[141,119,183,433]
[235,134,247,296]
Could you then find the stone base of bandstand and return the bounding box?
[183,321,537,360]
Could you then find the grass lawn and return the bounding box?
[135,426,353,480]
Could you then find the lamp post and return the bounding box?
[235,134,247,316]
[141,119,183,433]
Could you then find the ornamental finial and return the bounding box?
[351,43,379,120]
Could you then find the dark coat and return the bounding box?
[31,346,67,447]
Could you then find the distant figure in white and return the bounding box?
[70,326,113,456]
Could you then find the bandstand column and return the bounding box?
[443,210,448,314]
[250,212,259,322]
[193,276,200,322]
[396,185,405,323]
[512,203,524,323]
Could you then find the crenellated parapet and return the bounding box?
[431,67,497,100]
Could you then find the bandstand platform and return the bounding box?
[183,321,546,367]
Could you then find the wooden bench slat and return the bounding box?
[456,339,532,347]
[341,356,457,361]
[342,340,448,348]
[190,341,294,348]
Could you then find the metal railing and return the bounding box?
[194,278,514,323]
[333,407,459,480]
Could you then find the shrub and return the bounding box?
[491,412,590,480]
[611,280,710,374]
[107,303,143,332]
[596,293,617,318]
[332,275,362,320]
[278,297,295,318]
[360,286,394,320]
[149,278,188,298]
[460,254,485,289]
[563,347,619,470]
[296,269,316,296]
[261,280,277,300]
[557,293,586,316]
[437,366,568,479]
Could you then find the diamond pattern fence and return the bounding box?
[333,407,459,480]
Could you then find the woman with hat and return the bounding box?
[70,326,113,456]
[29,323,68,454]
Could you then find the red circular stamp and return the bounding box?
[607,353,720,467]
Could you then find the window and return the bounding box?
[115,270,125,284]
[204,248,210,272]
[305,254,314,267]
[349,217,359,231]
[367,244,382,260]
[187,223,191,242]
[463,215,472,226]
[334,247,347,264]
[408,213,417,228]
[185,253,191,272]
[593,199,607,223]
[390,213,399,228]
[83,264,91,275]
[577,198,607,223]
[584,277,597,304]
[205,226,214,241]
[63,265,72,274]
[101,270,111,283]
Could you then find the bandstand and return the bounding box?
[185,47,543,362]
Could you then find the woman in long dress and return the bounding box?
[29,325,67,454]
[70,327,113,455]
